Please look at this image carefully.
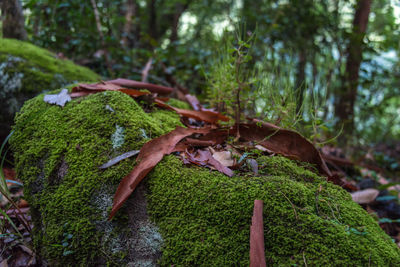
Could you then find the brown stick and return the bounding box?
[250,200,266,267]
[141,58,153,82]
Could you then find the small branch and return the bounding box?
[141,58,153,82]
[281,192,298,220]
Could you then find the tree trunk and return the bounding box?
[148,0,157,42]
[169,1,191,43]
[121,0,137,48]
[336,0,372,136]
[1,0,27,40]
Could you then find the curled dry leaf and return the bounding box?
[250,200,266,267]
[107,78,173,95]
[210,149,234,167]
[109,126,211,219]
[237,122,331,176]
[183,149,234,177]
[351,189,380,204]
[155,99,230,124]
[71,81,150,98]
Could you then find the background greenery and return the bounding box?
[2,0,400,146]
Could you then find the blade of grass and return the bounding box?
[0,131,14,196]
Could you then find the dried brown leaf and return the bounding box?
[237,122,331,176]
[109,126,210,219]
[250,200,266,267]
[107,78,173,95]
[155,99,230,124]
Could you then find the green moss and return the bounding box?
[166,98,191,109]
[0,38,100,141]
[148,155,400,266]
[10,90,182,266]
[10,89,400,266]
[0,38,99,83]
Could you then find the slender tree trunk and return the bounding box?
[1,0,27,40]
[169,1,191,43]
[336,0,372,136]
[295,50,307,114]
[148,0,157,42]
[121,0,137,48]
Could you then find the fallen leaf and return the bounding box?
[107,78,173,95]
[109,126,210,219]
[236,122,331,176]
[351,189,380,204]
[99,150,140,169]
[43,89,71,107]
[155,99,230,124]
[210,149,234,167]
[250,200,266,267]
[183,149,234,177]
[71,81,150,98]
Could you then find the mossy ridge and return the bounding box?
[0,38,100,83]
[0,38,100,142]
[147,155,400,266]
[10,90,184,266]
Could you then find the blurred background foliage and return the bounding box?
[1,0,400,147]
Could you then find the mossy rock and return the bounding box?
[10,90,400,266]
[0,38,100,143]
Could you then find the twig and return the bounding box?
[141,58,153,82]
[281,192,298,220]
[303,251,308,267]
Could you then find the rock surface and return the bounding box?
[0,38,100,143]
[10,89,400,266]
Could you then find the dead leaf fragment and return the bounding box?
[107,78,173,95]
[99,150,140,169]
[109,126,210,219]
[43,89,71,107]
[183,149,234,177]
[351,189,380,204]
[155,99,230,124]
[210,150,234,167]
[71,81,150,98]
[250,199,266,267]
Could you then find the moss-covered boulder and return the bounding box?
[0,38,100,143]
[10,89,400,266]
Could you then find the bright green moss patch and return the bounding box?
[10,90,182,266]
[148,155,400,266]
[0,38,100,142]
[0,38,99,83]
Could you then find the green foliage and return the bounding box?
[15,0,400,142]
